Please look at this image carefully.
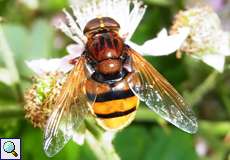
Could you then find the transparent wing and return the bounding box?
[126,47,198,133]
[72,121,86,145]
[43,106,73,157]
[43,56,96,157]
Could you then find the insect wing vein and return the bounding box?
[127,48,198,133]
[43,57,91,157]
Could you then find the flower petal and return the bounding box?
[157,28,168,38]
[66,0,146,41]
[201,54,225,72]
[218,32,230,56]
[26,44,84,76]
[26,59,62,75]
[26,57,74,76]
[72,131,85,145]
[66,44,85,56]
[127,27,190,56]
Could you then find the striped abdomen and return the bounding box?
[85,73,139,131]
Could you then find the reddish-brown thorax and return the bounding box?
[84,17,124,75]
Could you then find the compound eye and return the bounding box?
[103,17,120,30]
[83,17,120,35]
[83,18,101,34]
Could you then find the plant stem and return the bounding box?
[0,106,24,119]
[85,130,120,160]
[135,107,170,133]
[199,120,230,136]
[14,83,24,103]
[85,118,103,139]
[184,71,218,106]
[84,120,120,160]
[135,107,163,122]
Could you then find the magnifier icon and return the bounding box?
[3,141,18,157]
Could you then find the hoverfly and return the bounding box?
[44,17,198,157]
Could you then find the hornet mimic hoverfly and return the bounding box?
[44,17,198,156]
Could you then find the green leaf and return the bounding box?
[1,23,30,78]
[144,128,198,160]
[0,83,17,101]
[2,24,29,63]
[0,25,20,84]
[114,126,198,160]
[29,19,54,58]
[19,0,39,10]
[2,19,55,77]
[40,0,68,12]
[145,0,172,6]
[114,126,150,160]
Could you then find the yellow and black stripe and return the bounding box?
[92,89,137,117]
[86,77,139,130]
[93,89,138,130]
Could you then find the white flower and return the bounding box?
[171,6,230,72]
[26,0,188,75]
[26,44,84,75]
[127,27,190,56]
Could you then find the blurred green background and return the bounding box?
[0,0,229,160]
